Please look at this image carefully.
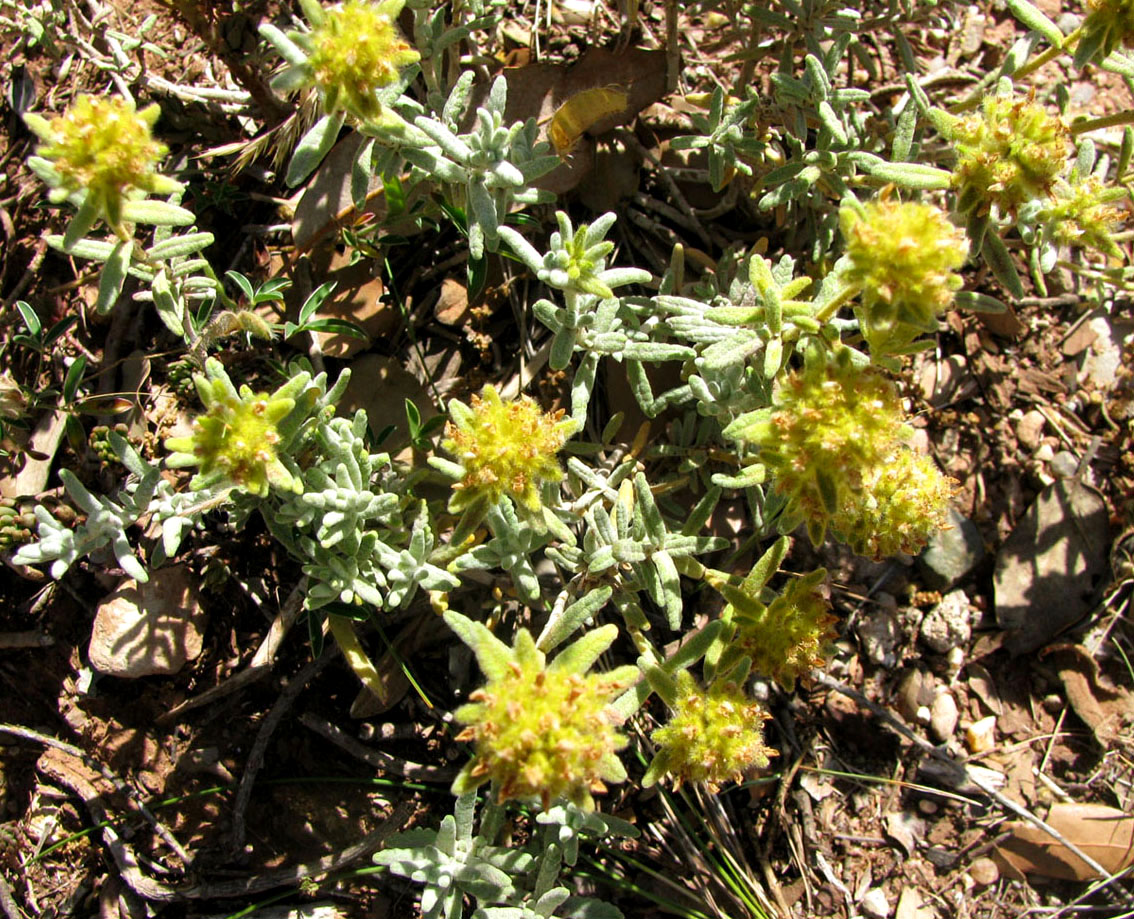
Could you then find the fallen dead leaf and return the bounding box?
[994,478,1110,654]
[270,247,395,359]
[885,811,925,858]
[481,46,668,195]
[340,354,436,451]
[433,278,470,326]
[995,803,1134,881]
[1042,643,1134,747]
[965,661,1004,716]
[1,409,68,498]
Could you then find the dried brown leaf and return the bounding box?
[995,803,1134,881]
[1042,643,1134,747]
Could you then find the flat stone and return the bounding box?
[920,589,972,654]
[89,566,206,678]
[969,857,999,887]
[917,508,984,589]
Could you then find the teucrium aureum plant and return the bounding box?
[13,0,1134,912]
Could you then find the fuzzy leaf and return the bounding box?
[443,610,514,682]
[537,586,613,653]
[287,112,346,187]
[96,240,132,315]
[549,623,619,675]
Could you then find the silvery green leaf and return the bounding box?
[270,65,311,94]
[711,465,766,489]
[443,610,513,682]
[536,586,613,652]
[661,619,724,674]
[620,342,695,362]
[981,232,1024,299]
[852,155,952,189]
[550,623,619,676]
[488,160,524,187]
[892,101,917,161]
[1006,0,1063,47]
[120,200,195,226]
[550,328,576,370]
[350,137,377,210]
[597,267,651,289]
[497,225,543,272]
[96,240,132,315]
[651,549,683,629]
[287,111,346,187]
[259,22,308,66]
[954,290,1008,313]
[146,232,214,261]
[26,155,61,186]
[414,115,475,162]
[62,197,100,252]
[634,472,665,548]
[818,101,847,144]
[172,258,211,278]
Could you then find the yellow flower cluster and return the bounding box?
[442,385,573,520]
[646,673,775,791]
[449,623,638,809]
[950,94,1069,216]
[840,196,968,355]
[27,95,179,236]
[307,0,420,120]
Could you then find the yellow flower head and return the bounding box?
[724,353,908,545]
[307,0,420,120]
[442,385,573,520]
[718,569,838,691]
[27,95,177,234]
[950,94,1069,215]
[446,615,638,810]
[646,672,775,791]
[165,365,299,497]
[840,196,968,354]
[1046,175,1129,259]
[831,449,959,560]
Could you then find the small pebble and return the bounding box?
[862,888,891,919]
[930,691,959,742]
[917,799,939,815]
[1042,693,1063,713]
[966,715,997,753]
[969,857,999,887]
[856,609,901,667]
[1051,450,1079,478]
[920,589,973,654]
[1015,409,1046,451]
[895,667,935,722]
[1035,442,1055,463]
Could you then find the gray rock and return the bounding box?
[857,610,900,667]
[920,588,973,654]
[894,667,935,723]
[89,566,206,678]
[917,508,984,589]
[995,479,1109,655]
